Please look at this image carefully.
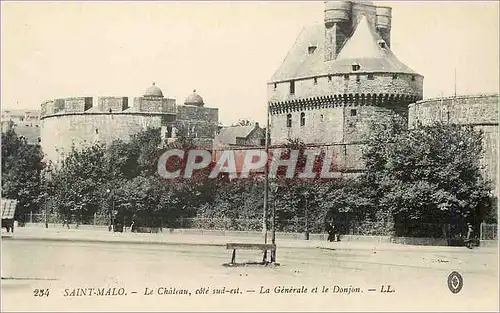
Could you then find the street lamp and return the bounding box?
[106,189,114,232]
[270,182,279,263]
[303,191,310,241]
[44,192,49,229]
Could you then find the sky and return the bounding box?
[1,1,499,125]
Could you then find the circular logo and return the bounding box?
[447,271,464,294]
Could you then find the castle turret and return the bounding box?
[376,6,392,47]
[324,1,351,61]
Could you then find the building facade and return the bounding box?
[40,83,219,164]
[1,109,41,144]
[267,0,423,174]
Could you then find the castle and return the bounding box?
[268,0,423,175]
[39,83,219,164]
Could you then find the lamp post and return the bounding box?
[304,191,310,241]
[270,183,279,263]
[43,168,52,229]
[106,189,114,232]
[262,101,271,261]
[44,192,49,229]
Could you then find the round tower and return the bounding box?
[376,6,392,47]
[324,1,351,27]
[324,1,352,61]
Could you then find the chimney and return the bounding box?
[324,1,352,61]
[376,6,392,48]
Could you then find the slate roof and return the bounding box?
[270,15,419,83]
[214,125,256,146]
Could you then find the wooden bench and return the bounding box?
[226,243,276,265]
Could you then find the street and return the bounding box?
[1,232,498,312]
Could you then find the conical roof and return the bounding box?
[269,14,420,82]
[337,15,384,60]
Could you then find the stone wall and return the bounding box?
[40,113,176,164]
[268,73,423,103]
[175,105,219,139]
[408,94,499,197]
[41,96,176,116]
[270,107,344,145]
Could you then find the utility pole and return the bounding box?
[454,68,457,98]
[269,183,279,263]
[305,196,309,240]
[263,103,270,247]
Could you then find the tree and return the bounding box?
[1,129,45,224]
[362,115,493,237]
[50,144,108,224]
[231,118,254,127]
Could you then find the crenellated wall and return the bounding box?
[40,94,223,164]
[268,73,422,103]
[40,113,176,164]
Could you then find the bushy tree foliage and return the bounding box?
[362,115,493,237]
[1,129,45,223]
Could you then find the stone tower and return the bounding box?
[267,0,423,175]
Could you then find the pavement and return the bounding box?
[2,229,499,312]
[2,226,497,254]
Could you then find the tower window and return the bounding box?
[344,74,349,80]
[300,112,305,126]
[350,109,357,116]
[320,114,324,122]
[313,77,318,85]
[392,73,398,80]
[286,114,292,128]
[289,81,295,95]
[367,74,374,80]
[273,83,277,90]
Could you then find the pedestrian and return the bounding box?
[465,223,474,249]
[327,221,336,242]
[63,218,70,229]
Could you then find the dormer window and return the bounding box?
[308,45,317,54]
[352,63,361,71]
[377,40,387,49]
[411,75,416,81]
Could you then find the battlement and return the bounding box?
[409,94,499,127]
[40,96,176,119]
[269,72,423,104]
